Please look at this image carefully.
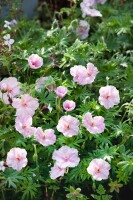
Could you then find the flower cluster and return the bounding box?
[35,127,56,146]
[4,20,17,29]
[3,20,17,51]
[1,1,132,198]
[70,63,99,85]
[80,0,107,18]
[1,57,120,178]
[12,93,39,139]
[82,112,105,134]
[0,43,120,182]
[80,0,104,18]
[50,146,80,179]
[74,0,107,40]
[0,77,21,104]
[12,94,39,117]
[15,114,36,138]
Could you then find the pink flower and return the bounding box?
[28,54,43,69]
[0,77,21,104]
[70,65,88,85]
[10,19,17,26]
[6,147,28,171]
[85,63,99,84]
[63,100,76,112]
[82,112,105,134]
[84,8,102,17]
[76,20,90,40]
[70,63,98,85]
[35,127,56,146]
[15,114,36,138]
[50,164,66,179]
[81,0,95,7]
[55,86,68,98]
[52,146,80,168]
[0,82,7,92]
[57,115,79,137]
[98,85,120,109]
[12,94,39,116]
[80,0,102,18]
[87,158,110,181]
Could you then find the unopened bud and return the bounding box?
[1,83,7,92]
[106,76,109,81]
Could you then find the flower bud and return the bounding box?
[1,83,7,92]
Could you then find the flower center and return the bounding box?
[31,60,37,66]
[105,94,110,99]
[96,167,101,173]
[8,88,13,93]
[42,134,46,139]
[64,124,70,130]
[91,120,94,127]
[66,105,71,109]
[22,101,27,107]
[63,156,69,161]
[79,28,85,33]
[16,156,21,161]
[22,125,27,129]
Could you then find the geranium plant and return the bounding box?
[0,0,133,199]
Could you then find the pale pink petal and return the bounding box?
[6,148,28,171]
[35,127,56,146]
[82,112,105,134]
[52,146,80,168]
[12,94,39,116]
[28,54,43,69]
[70,65,87,85]
[87,158,110,181]
[0,77,21,105]
[57,115,79,137]
[98,86,120,109]
[50,164,66,179]
[55,86,68,98]
[63,100,76,111]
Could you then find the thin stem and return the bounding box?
[2,190,5,200]
[45,186,49,200]
[51,190,54,200]
[33,144,39,177]
[56,97,61,122]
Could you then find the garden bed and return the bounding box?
[0,0,133,199]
